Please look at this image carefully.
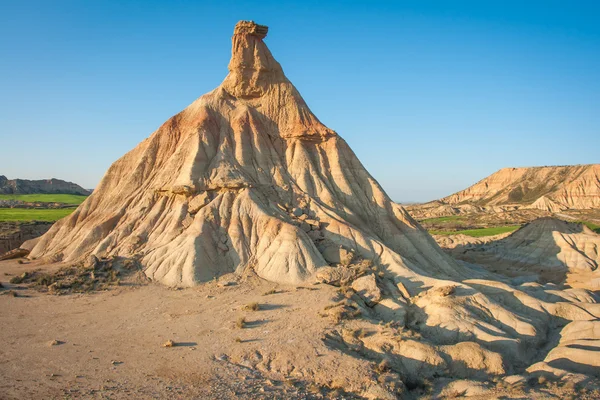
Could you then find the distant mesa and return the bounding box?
[408,164,600,218]
[0,175,91,196]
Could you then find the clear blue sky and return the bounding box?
[1,1,598,202]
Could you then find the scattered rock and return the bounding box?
[292,208,303,217]
[321,245,353,266]
[0,247,30,261]
[351,274,381,307]
[395,281,411,299]
[48,339,63,346]
[300,222,312,233]
[83,254,99,269]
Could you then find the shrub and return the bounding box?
[242,302,260,311]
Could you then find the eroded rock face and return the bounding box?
[528,320,600,377]
[407,164,600,219]
[0,222,52,255]
[443,165,600,209]
[441,218,600,287]
[27,20,458,287]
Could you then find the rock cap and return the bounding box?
[234,21,268,39]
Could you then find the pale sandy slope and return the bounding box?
[440,218,600,289]
[1,258,599,399]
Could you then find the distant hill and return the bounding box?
[0,175,91,196]
[442,165,600,209]
[407,164,600,218]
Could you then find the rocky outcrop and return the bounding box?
[27,20,459,287]
[0,221,52,255]
[408,165,600,219]
[0,175,91,195]
[442,218,600,287]
[443,165,600,208]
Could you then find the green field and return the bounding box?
[0,208,76,222]
[579,221,600,234]
[429,225,521,237]
[0,194,88,204]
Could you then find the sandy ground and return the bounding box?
[2,258,599,400]
[0,259,356,399]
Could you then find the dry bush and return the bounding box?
[236,317,246,329]
[162,339,175,348]
[306,383,321,394]
[9,272,30,284]
[242,302,260,311]
[262,288,278,296]
[234,337,242,343]
[374,359,391,374]
[337,285,355,299]
[17,260,24,264]
[433,285,455,297]
[7,258,139,295]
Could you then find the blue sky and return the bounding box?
[1,1,598,202]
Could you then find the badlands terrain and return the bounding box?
[2,21,600,399]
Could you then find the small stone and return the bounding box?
[162,340,175,348]
[292,208,303,217]
[48,339,63,346]
[84,254,99,269]
[300,222,312,233]
[307,230,323,241]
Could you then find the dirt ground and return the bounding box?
[1,258,599,400]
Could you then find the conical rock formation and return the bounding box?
[28,21,458,287]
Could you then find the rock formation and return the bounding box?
[408,165,600,219]
[443,165,600,208]
[0,221,52,255]
[0,175,91,195]
[27,21,458,287]
[22,21,600,382]
[442,218,600,288]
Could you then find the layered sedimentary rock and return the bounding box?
[443,218,600,287]
[444,165,599,208]
[0,222,52,255]
[0,175,91,195]
[408,165,600,219]
[27,21,458,287]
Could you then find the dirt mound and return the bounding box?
[441,217,600,287]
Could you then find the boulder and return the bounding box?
[0,247,29,261]
[351,274,381,307]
